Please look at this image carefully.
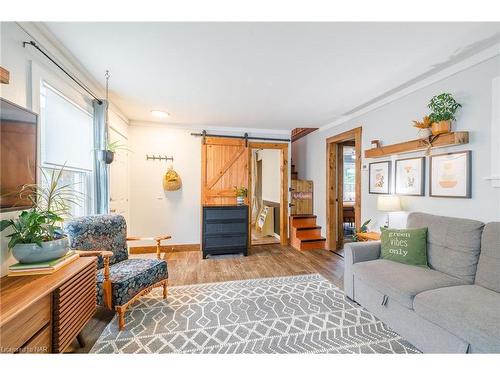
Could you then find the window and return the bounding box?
[40,82,94,217]
[343,146,356,202]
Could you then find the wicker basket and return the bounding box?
[163,168,182,191]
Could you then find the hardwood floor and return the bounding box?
[71,245,344,353]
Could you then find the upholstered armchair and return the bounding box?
[64,215,170,330]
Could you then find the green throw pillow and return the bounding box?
[380,227,428,268]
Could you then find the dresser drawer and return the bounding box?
[205,234,247,249]
[204,207,248,221]
[205,221,247,235]
[0,294,51,353]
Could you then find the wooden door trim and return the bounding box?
[325,127,362,250]
[249,142,289,245]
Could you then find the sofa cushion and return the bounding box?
[380,227,428,267]
[414,285,500,353]
[406,212,484,283]
[96,258,168,307]
[352,259,466,308]
[475,222,500,293]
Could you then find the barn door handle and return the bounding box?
[289,187,295,192]
[289,203,295,207]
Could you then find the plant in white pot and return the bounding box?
[412,115,433,139]
[0,167,81,263]
[233,186,248,205]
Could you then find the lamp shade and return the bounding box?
[377,195,401,212]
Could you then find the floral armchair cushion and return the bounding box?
[64,214,129,268]
[96,258,168,307]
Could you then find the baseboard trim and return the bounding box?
[130,243,200,254]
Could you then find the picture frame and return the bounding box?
[369,160,391,194]
[395,157,425,196]
[430,151,471,198]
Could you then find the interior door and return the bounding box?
[201,137,249,205]
[290,179,313,215]
[109,128,129,222]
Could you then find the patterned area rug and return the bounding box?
[90,274,419,354]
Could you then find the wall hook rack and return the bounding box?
[146,154,174,162]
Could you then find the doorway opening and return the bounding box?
[248,142,289,247]
[326,127,362,257]
[250,148,281,245]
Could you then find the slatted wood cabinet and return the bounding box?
[0,257,97,353]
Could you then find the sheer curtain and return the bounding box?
[93,99,109,214]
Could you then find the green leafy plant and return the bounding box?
[0,166,81,249]
[233,186,248,197]
[428,93,462,122]
[352,219,371,242]
[106,140,131,153]
[0,210,63,249]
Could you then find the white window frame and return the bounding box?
[30,61,96,216]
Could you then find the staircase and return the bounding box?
[290,215,326,251]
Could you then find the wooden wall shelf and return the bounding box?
[364,131,469,159]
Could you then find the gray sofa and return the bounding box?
[344,212,500,353]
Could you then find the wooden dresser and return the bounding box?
[202,204,249,259]
[0,257,97,353]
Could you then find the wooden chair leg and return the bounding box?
[163,279,168,299]
[116,307,126,331]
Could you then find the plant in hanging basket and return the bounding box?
[427,93,462,135]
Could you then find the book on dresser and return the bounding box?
[8,251,79,276]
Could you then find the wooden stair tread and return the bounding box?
[300,237,326,243]
[296,226,321,230]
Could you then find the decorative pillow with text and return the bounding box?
[380,227,428,268]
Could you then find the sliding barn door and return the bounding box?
[201,137,249,205]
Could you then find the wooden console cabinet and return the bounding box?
[0,257,97,353]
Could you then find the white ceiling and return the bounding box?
[44,22,500,131]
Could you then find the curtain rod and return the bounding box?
[191,130,290,143]
[23,40,103,104]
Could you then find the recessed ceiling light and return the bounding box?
[151,110,169,118]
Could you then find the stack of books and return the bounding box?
[8,251,79,277]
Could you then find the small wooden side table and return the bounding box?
[357,231,381,241]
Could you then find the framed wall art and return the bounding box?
[430,151,471,198]
[395,157,425,196]
[369,160,391,194]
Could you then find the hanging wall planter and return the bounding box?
[98,150,115,164]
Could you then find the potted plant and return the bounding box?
[0,167,81,263]
[233,186,248,205]
[352,219,371,242]
[99,140,130,164]
[412,115,433,139]
[427,93,462,136]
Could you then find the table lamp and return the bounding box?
[377,195,402,228]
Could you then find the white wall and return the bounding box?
[260,149,281,203]
[127,123,289,246]
[294,55,500,235]
[0,22,129,276]
[127,124,201,245]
